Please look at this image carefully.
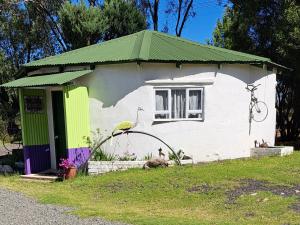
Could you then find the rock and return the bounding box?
[259,143,269,148]
[0,165,14,174]
[143,158,168,169]
[250,193,257,196]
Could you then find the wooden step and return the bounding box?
[20,174,60,182]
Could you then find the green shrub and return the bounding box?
[92,147,116,161]
[118,151,137,161]
[168,149,184,161]
[84,129,117,161]
[143,152,153,160]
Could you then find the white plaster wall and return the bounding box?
[75,63,276,162]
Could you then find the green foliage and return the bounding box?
[0,53,18,123]
[2,153,300,224]
[211,0,300,141]
[0,1,60,128]
[102,0,147,40]
[85,128,116,161]
[168,149,184,160]
[92,147,117,161]
[58,0,147,49]
[59,1,105,49]
[0,0,146,131]
[210,8,233,48]
[143,152,153,160]
[118,151,137,161]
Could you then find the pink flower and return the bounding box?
[59,158,75,170]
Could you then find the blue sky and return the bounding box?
[157,1,226,44]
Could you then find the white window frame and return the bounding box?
[154,87,204,122]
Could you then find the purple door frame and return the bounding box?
[23,145,51,174]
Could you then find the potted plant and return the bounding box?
[59,158,77,180]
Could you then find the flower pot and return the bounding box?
[65,166,77,179]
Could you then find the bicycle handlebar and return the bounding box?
[246,83,261,91]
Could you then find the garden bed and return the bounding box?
[88,159,193,175]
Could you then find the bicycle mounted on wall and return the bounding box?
[246,83,268,134]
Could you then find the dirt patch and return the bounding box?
[226,179,300,212]
[290,201,300,213]
[187,183,217,194]
[244,211,255,217]
[104,182,127,193]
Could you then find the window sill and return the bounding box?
[153,118,204,122]
[146,79,214,86]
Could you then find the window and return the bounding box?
[24,96,44,113]
[154,87,204,120]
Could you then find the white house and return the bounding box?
[1,30,282,174]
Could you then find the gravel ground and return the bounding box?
[0,188,129,225]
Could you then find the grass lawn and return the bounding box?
[1,154,300,225]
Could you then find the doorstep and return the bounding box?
[20,169,60,182]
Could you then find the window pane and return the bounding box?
[155,114,170,119]
[189,90,202,110]
[171,90,186,118]
[24,96,44,113]
[188,113,201,118]
[155,90,168,111]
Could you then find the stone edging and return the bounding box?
[88,159,193,175]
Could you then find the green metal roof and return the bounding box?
[23,30,278,68]
[0,70,92,88]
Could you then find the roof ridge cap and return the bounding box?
[138,30,152,60]
[134,30,146,60]
[152,31,203,47]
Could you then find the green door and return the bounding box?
[52,91,67,165]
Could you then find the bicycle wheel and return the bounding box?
[251,101,268,122]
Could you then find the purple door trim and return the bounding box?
[23,144,51,174]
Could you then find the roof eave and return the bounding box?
[266,61,292,71]
[22,59,283,69]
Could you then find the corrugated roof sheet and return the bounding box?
[0,70,92,88]
[23,30,276,68]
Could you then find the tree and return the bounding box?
[0,1,60,127]
[0,1,58,66]
[23,0,67,52]
[102,0,147,41]
[145,0,159,31]
[211,0,300,142]
[0,0,147,127]
[166,0,195,36]
[59,1,105,49]
[58,0,146,49]
[0,52,18,125]
[138,0,195,36]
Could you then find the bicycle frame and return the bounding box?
[246,83,268,123]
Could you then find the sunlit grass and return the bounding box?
[1,153,300,225]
